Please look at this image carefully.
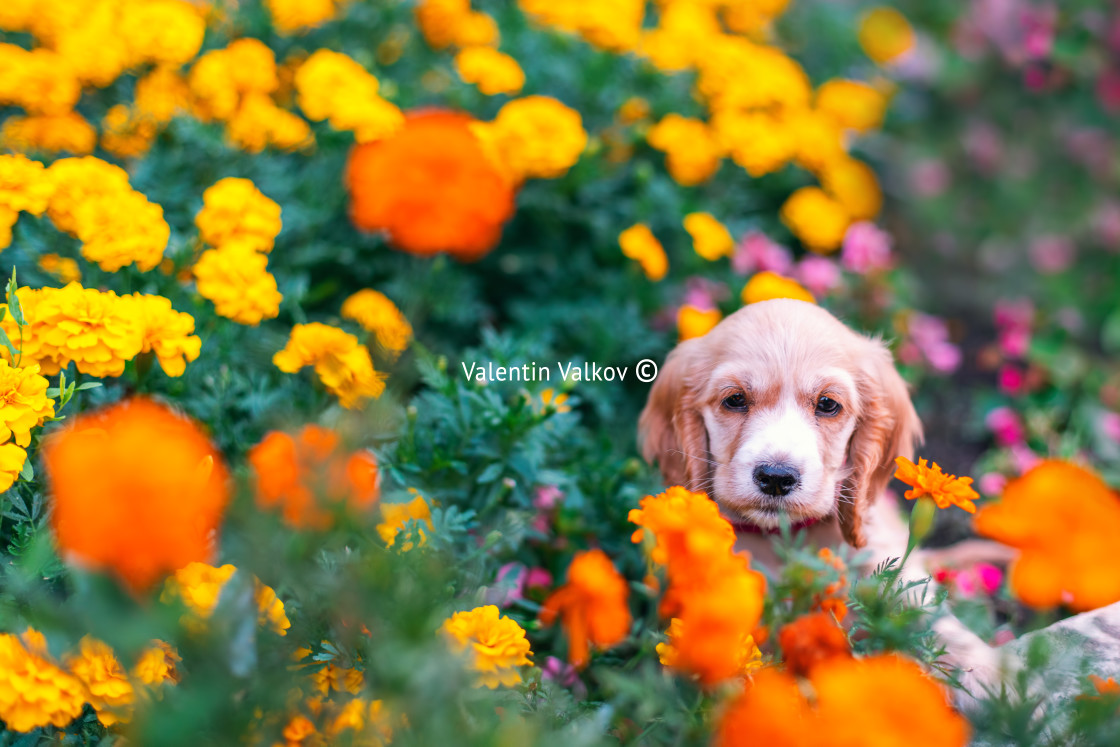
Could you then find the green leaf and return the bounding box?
[0,326,17,359]
[75,382,103,391]
[19,456,33,481]
[5,268,24,327]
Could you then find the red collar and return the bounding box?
[729,516,824,535]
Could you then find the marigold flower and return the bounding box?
[118,0,206,67]
[124,294,202,377]
[780,186,851,253]
[778,611,852,678]
[132,640,181,686]
[820,157,883,222]
[0,45,81,115]
[193,242,284,326]
[249,424,380,529]
[273,323,386,409]
[377,491,433,550]
[711,109,796,178]
[638,2,721,72]
[677,305,721,341]
[340,289,413,355]
[0,628,86,732]
[346,110,516,260]
[266,0,341,34]
[14,283,145,377]
[714,667,811,747]
[416,0,499,50]
[189,39,279,122]
[859,7,915,65]
[647,114,722,186]
[619,224,668,281]
[166,561,291,635]
[518,0,643,52]
[441,605,533,688]
[196,177,283,252]
[0,442,27,493]
[0,154,54,219]
[65,636,134,727]
[134,66,192,125]
[657,617,762,678]
[43,398,230,591]
[629,486,736,583]
[788,109,847,173]
[455,47,525,96]
[72,189,170,272]
[1,112,97,156]
[540,549,631,668]
[312,663,365,695]
[975,460,1120,611]
[476,95,587,181]
[46,156,132,235]
[741,271,815,305]
[816,79,889,134]
[295,50,404,144]
[684,212,734,261]
[698,38,810,112]
[225,93,315,153]
[893,457,979,514]
[0,360,55,447]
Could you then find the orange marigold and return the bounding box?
[714,667,812,747]
[894,456,979,513]
[540,549,631,668]
[441,605,533,688]
[249,424,380,529]
[778,611,852,677]
[346,109,516,261]
[43,397,230,591]
[974,460,1120,611]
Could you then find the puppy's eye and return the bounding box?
[722,392,749,412]
[816,396,841,416]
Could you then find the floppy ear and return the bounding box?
[637,339,711,489]
[838,340,924,547]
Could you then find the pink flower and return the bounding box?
[1100,412,1120,443]
[964,121,1005,173]
[994,299,1033,358]
[840,222,892,274]
[534,485,564,511]
[486,563,527,606]
[794,256,842,296]
[975,563,1004,594]
[525,567,553,591]
[1091,201,1120,250]
[907,313,962,373]
[1028,234,1075,274]
[1097,67,1120,112]
[542,655,586,696]
[682,277,728,311]
[909,158,951,197]
[998,364,1025,394]
[731,231,793,276]
[1010,443,1040,473]
[985,407,1025,446]
[978,472,1008,496]
[945,563,1004,598]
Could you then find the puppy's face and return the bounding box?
[698,359,859,527]
[639,299,922,546]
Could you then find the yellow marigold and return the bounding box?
[0,442,27,493]
[619,223,668,281]
[118,0,206,66]
[193,243,283,325]
[518,0,643,52]
[377,491,433,550]
[618,96,650,125]
[0,360,55,447]
[327,698,393,743]
[657,617,762,677]
[0,0,36,33]
[455,47,525,96]
[0,154,54,217]
[780,186,850,253]
[647,114,721,186]
[0,45,81,115]
[0,628,86,732]
[65,637,134,727]
[273,322,386,409]
[46,156,132,234]
[225,93,315,153]
[683,212,734,261]
[196,177,283,252]
[294,50,404,144]
[722,0,790,35]
[16,283,144,377]
[821,157,883,222]
[165,562,290,635]
[697,38,810,112]
[894,457,979,514]
[416,0,499,50]
[638,2,722,73]
[72,190,170,272]
[478,96,587,181]
[135,66,192,124]
[340,289,413,355]
[124,294,202,377]
[975,461,1120,611]
[132,640,181,686]
[100,104,158,159]
[278,714,317,746]
[788,108,847,173]
[711,109,796,178]
[677,305,722,341]
[741,271,815,305]
[859,7,915,65]
[1,112,97,156]
[37,254,81,284]
[267,0,341,34]
[441,605,533,688]
[189,39,279,122]
[817,79,889,134]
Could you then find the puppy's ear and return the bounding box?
[839,340,923,547]
[638,339,710,488]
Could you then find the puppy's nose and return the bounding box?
[753,463,800,496]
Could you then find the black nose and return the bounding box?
[753,464,800,496]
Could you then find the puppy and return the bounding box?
[637,299,1003,692]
